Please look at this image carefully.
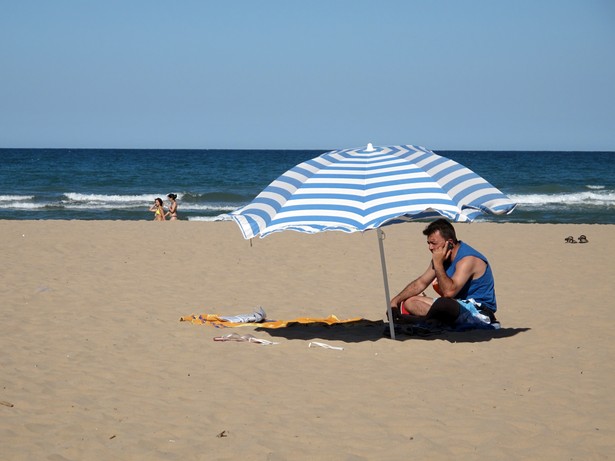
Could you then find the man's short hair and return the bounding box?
[423,218,458,242]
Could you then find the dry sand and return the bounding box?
[1,220,613,460]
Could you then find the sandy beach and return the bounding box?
[1,220,613,460]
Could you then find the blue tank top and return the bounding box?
[445,241,497,311]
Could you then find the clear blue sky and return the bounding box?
[1,0,614,150]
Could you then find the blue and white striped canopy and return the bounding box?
[223,144,516,239]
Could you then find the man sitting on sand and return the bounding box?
[390,218,499,328]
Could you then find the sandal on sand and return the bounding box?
[578,234,588,243]
[564,236,577,243]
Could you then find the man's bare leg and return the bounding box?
[392,295,435,324]
[403,295,434,316]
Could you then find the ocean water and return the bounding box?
[0,148,613,224]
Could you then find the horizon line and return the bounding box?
[1,146,614,153]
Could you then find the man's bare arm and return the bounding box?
[390,263,435,307]
[434,256,485,298]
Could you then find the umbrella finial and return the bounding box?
[366,143,375,152]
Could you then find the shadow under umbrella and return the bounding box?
[255,320,531,344]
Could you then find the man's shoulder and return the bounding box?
[455,251,488,275]
[459,242,488,262]
[457,253,485,266]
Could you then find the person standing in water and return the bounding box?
[149,197,166,221]
[165,193,178,220]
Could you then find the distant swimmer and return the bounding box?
[149,197,166,221]
[166,193,178,220]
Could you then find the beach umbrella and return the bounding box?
[222,144,516,339]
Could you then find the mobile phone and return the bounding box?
[447,242,454,251]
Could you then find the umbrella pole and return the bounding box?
[377,228,396,340]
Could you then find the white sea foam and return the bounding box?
[61,202,138,210]
[182,204,237,212]
[5,202,47,209]
[0,195,35,201]
[58,193,238,213]
[586,185,605,190]
[187,216,225,221]
[509,190,615,207]
[64,192,165,203]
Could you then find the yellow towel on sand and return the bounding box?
[180,314,365,329]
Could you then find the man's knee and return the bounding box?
[426,297,460,325]
[404,296,432,316]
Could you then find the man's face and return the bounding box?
[426,230,448,253]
